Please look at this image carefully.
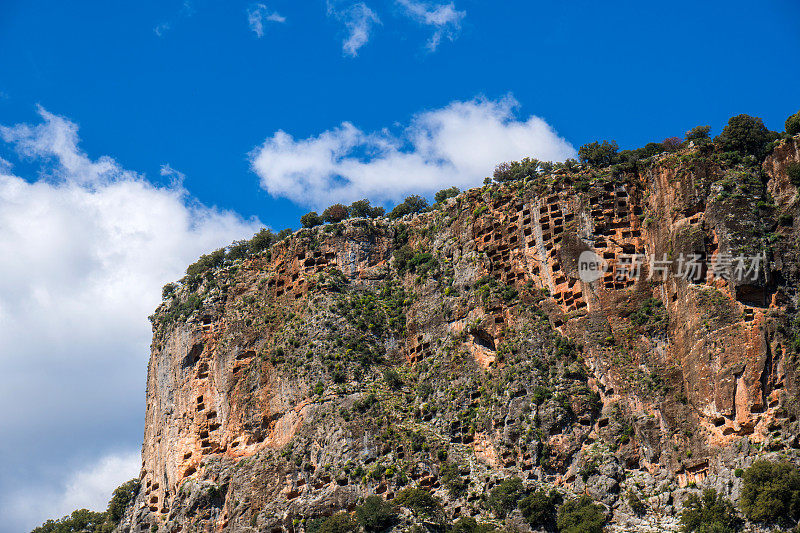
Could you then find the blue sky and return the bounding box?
[0,0,798,531]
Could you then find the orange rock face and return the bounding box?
[121,139,800,533]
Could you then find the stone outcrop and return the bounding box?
[118,137,800,532]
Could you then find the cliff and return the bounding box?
[118,137,800,532]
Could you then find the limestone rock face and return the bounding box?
[119,139,800,532]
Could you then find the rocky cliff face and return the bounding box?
[119,138,800,532]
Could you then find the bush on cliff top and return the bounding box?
[32,479,140,533]
[786,110,800,136]
[389,195,429,219]
[578,140,619,168]
[715,114,777,160]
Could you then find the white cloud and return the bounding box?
[6,451,140,525]
[395,0,465,51]
[247,3,286,38]
[250,96,576,208]
[0,109,261,532]
[153,21,171,37]
[326,1,381,56]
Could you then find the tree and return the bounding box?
[487,476,524,518]
[715,114,776,159]
[275,228,293,240]
[107,479,140,523]
[578,141,619,167]
[388,195,429,219]
[556,496,606,533]
[434,186,460,204]
[786,110,800,136]
[162,283,177,300]
[348,199,384,218]
[663,136,682,152]
[322,204,350,223]
[519,488,562,530]
[679,489,741,533]
[32,509,108,533]
[393,487,443,520]
[32,479,140,533]
[301,211,323,228]
[356,496,398,532]
[226,240,250,261]
[493,158,541,182]
[740,460,800,525]
[249,228,275,253]
[686,125,712,142]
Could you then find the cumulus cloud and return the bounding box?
[6,451,140,526]
[247,3,286,38]
[153,21,171,37]
[326,1,381,56]
[250,96,576,208]
[395,0,465,51]
[0,109,261,532]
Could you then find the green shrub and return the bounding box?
[630,297,669,331]
[740,459,800,525]
[434,186,460,203]
[383,368,403,390]
[318,512,358,533]
[441,463,469,497]
[519,488,561,529]
[627,490,646,516]
[161,283,177,300]
[349,199,385,218]
[356,495,397,532]
[786,162,800,186]
[487,476,524,518]
[578,140,619,167]
[394,487,443,520]
[451,517,497,533]
[32,479,141,533]
[679,489,740,533]
[493,157,541,182]
[185,247,226,283]
[686,125,712,142]
[227,239,250,261]
[107,479,140,523]
[301,211,323,228]
[715,114,775,160]
[389,195,429,219]
[32,509,108,533]
[556,496,606,533]
[249,228,276,253]
[786,110,800,135]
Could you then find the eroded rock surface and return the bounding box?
[119,138,800,532]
